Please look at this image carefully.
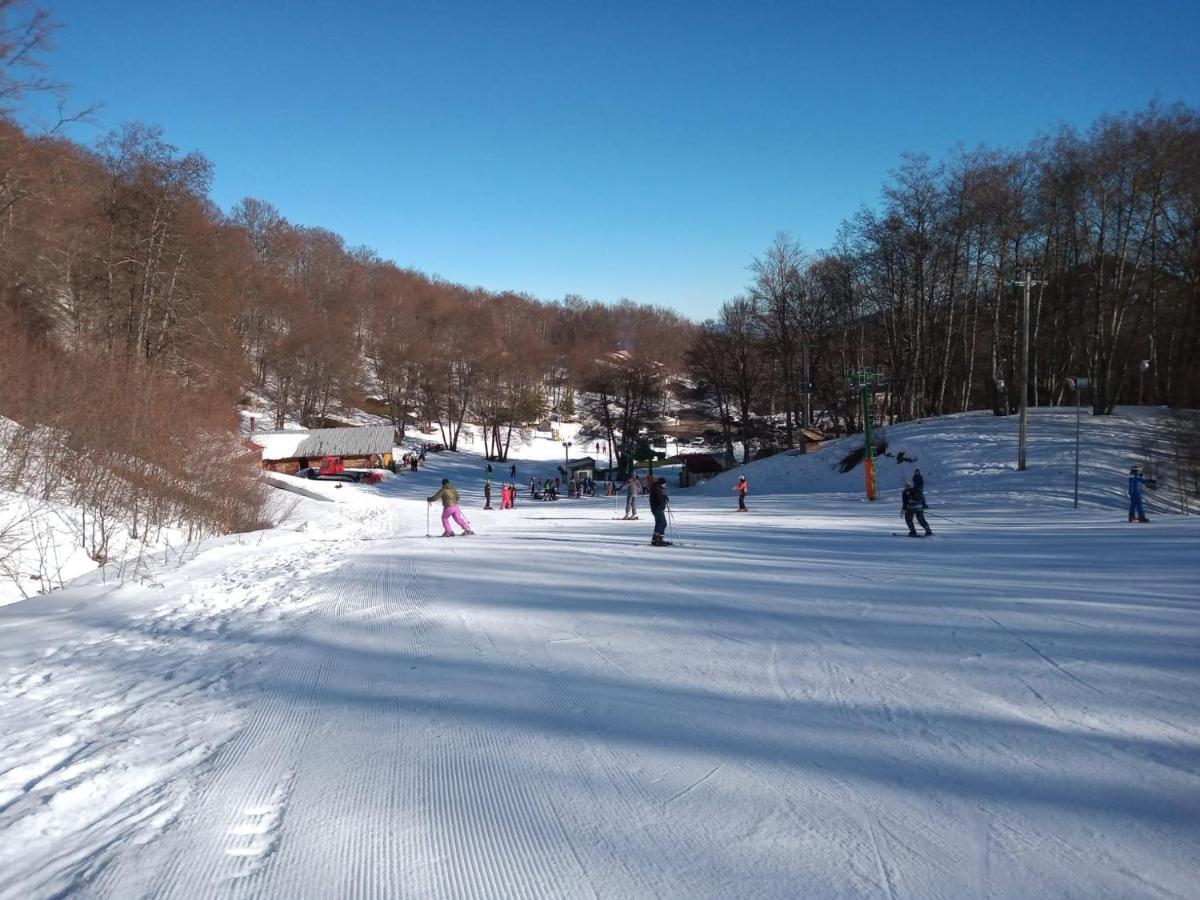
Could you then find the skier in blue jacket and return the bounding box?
[1128,466,1149,523]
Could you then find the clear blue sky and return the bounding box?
[33,0,1200,320]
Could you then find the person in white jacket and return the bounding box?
[623,473,642,520]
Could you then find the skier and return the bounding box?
[483,480,493,510]
[912,468,924,493]
[510,463,517,480]
[428,478,474,536]
[486,463,493,482]
[623,472,642,519]
[1128,466,1149,522]
[734,475,748,511]
[901,480,933,537]
[649,477,671,546]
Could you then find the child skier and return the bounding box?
[734,475,748,511]
[428,479,475,536]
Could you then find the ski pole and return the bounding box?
[926,511,963,526]
[667,508,682,545]
[426,502,431,537]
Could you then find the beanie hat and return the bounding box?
[441,478,450,485]
[738,475,746,481]
[656,477,667,485]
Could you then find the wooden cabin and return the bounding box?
[251,425,395,475]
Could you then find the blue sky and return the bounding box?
[33,0,1200,320]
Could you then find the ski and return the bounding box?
[891,532,934,538]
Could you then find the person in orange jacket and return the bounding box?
[734,474,748,511]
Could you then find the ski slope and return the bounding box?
[1,409,1197,898]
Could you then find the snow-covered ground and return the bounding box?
[1,409,1197,899]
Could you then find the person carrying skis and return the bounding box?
[734,475,748,511]
[901,480,932,537]
[623,472,642,519]
[428,478,474,536]
[649,476,671,546]
[1128,466,1149,522]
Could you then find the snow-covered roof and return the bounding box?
[251,426,394,461]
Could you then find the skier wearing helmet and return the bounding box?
[734,475,748,511]
[901,479,932,537]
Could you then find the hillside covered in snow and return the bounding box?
[0,409,1197,899]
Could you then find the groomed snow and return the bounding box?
[1,408,1197,899]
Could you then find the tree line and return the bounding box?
[686,102,1199,463]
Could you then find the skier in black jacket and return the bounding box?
[649,477,671,546]
[901,481,933,537]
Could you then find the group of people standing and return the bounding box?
[399,449,425,472]
[482,480,519,510]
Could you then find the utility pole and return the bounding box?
[1012,270,1043,472]
[803,343,811,432]
[851,369,882,501]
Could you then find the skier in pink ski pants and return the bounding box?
[427,479,474,536]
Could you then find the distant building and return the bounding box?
[251,425,394,474]
[562,456,597,481]
[679,454,724,487]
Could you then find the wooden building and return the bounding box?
[250,425,395,475]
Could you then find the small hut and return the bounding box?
[563,456,597,481]
[679,454,724,487]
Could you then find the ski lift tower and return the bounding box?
[851,369,884,501]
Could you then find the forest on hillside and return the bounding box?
[0,2,1197,549]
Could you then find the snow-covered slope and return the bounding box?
[1,410,1196,899]
[694,406,1185,514]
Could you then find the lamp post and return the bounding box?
[1067,377,1088,508]
[564,440,571,473]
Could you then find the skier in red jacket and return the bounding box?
[734,475,748,511]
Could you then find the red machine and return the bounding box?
[306,456,382,484]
